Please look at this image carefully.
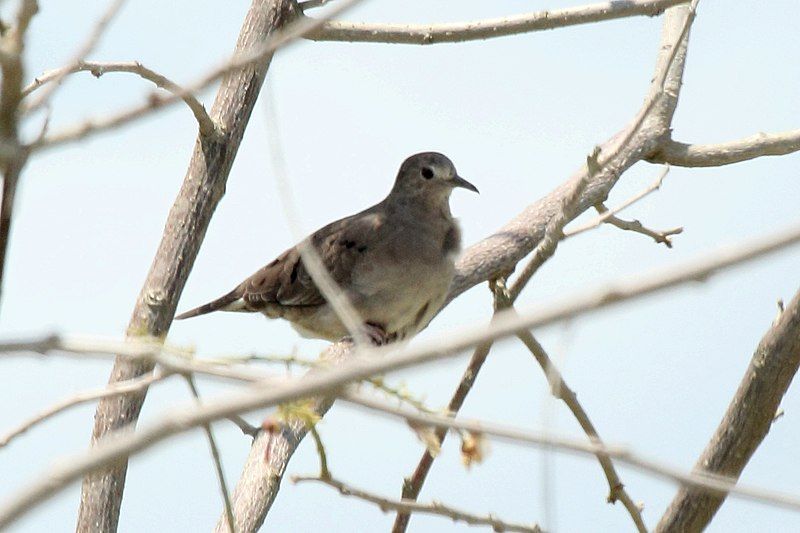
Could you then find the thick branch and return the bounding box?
[656,288,800,531]
[648,130,800,167]
[75,2,295,532]
[304,0,687,45]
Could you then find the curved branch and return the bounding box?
[648,129,800,167]
[304,0,687,45]
[23,61,219,137]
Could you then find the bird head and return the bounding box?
[391,152,479,204]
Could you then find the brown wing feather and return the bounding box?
[239,210,384,311]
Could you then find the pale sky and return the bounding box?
[2,1,800,532]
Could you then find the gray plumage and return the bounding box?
[175,152,478,342]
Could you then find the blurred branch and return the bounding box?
[23,61,219,137]
[23,0,127,115]
[342,393,800,512]
[0,0,38,314]
[304,0,687,45]
[656,288,800,531]
[292,474,542,533]
[0,371,169,449]
[184,377,235,533]
[75,1,297,531]
[515,329,646,532]
[648,129,800,167]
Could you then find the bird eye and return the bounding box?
[421,167,434,179]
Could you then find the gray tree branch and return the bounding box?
[304,0,687,45]
[655,288,800,531]
[648,130,800,167]
[75,1,295,531]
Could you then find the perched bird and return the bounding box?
[175,152,478,343]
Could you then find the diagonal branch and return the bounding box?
[516,329,646,532]
[304,0,687,45]
[656,288,800,531]
[75,2,296,532]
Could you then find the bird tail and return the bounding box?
[174,288,246,320]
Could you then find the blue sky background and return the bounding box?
[2,1,800,531]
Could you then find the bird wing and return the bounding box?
[239,210,386,310]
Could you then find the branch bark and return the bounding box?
[75,1,294,531]
[655,288,800,531]
[304,0,687,45]
[648,130,800,167]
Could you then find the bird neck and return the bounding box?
[384,192,453,222]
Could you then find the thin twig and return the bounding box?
[393,282,510,532]
[0,371,168,449]
[23,0,127,114]
[262,89,370,345]
[595,203,683,247]
[515,329,646,532]
[183,377,235,533]
[30,0,363,152]
[304,0,687,45]
[565,165,670,238]
[293,473,542,533]
[23,61,218,137]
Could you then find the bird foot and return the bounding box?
[359,322,392,346]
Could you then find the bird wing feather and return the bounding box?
[239,210,385,309]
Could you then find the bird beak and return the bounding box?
[451,174,479,193]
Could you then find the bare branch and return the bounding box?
[595,203,683,247]
[515,329,646,532]
[565,165,670,238]
[292,474,542,533]
[23,61,219,137]
[30,0,362,152]
[183,377,235,533]
[23,0,127,115]
[0,0,38,312]
[304,0,687,45]
[393,282,510,532]
[0,371,168,449]
[656,288,800,531]
[649,130,800,167]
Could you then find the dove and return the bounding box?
[175,152,478,343]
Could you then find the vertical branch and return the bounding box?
[0,0,38,313]
[75,1,295,531]
[656,288,800,532]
